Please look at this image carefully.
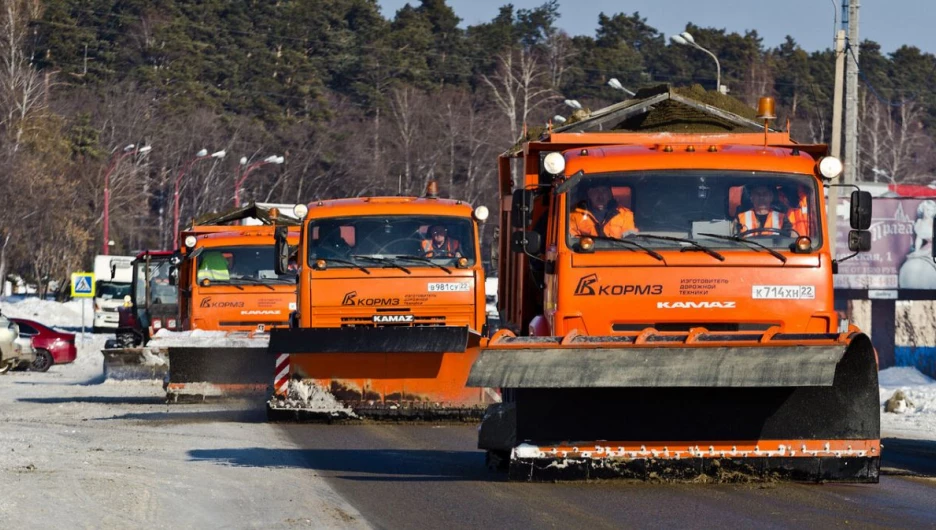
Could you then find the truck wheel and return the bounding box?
[0,362,11,374]
[30,350,54,372]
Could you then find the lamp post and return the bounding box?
[103,144,152,255]
[172,148,226,247]
[608,78,636,96]
[671,31,722,93]
[233,155,284,207]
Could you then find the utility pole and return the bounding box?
[829,29,847,253]
[843,0,860,184]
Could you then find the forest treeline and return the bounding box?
[0,0,934,293]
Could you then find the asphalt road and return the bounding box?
[258,422,936,529]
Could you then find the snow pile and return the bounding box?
[879,366,936,441]
[269,379,356,418]
[148,329,270,348]
[0,297,93,328]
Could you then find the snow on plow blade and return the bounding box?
[102,347,169,381]
[469,330,880,483]
[159,331,272,402]
[267,326,497,421]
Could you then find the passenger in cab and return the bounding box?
[569,183,636,238]
[736,184,793,237]
[421,225,462,258]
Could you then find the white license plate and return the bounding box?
[428,282,470,292]
[752,285,816,299]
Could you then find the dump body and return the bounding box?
[268,196,496,420]
[468,88,880,482]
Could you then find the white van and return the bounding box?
[92,255,135,333]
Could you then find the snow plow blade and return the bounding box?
[469,330,880,483]
[154,331,272,402]
[267,326,498,421]
[101,347,169,381]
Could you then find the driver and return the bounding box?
[736,185,792,236]
[421,225,462,258]
[569,183,636,238]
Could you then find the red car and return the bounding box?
[11,318,77,372]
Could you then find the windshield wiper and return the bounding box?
[315,257,371,274]
[697,233,787,263]
[628,234,725,262]
[585,236,665,262]
[351,255,412,274]
[203,279,244,290]
[220,277,275,290]
[393,255,453,274]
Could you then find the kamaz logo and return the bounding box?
[342,291,400,306]
[574,274,662,296]
[657,301,736,309]
[373,314,414,323]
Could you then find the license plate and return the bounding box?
[428,282,470,292]
[752,285,815,299]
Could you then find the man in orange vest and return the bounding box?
[736,184,792,237]
[421,225,462,258]
[783,186,810,236]
[569,183,636,239]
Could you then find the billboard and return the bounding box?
[834,197,936,289]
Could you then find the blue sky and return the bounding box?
[377,0,934,55]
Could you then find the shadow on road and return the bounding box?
[101,407,267,424]
[19,395,166,405]
[882,438,936,477]
[188,447,498,482]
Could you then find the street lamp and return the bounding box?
[233,155,284,207]
[172,148,226,247]
[671,31,722,93]
[608,78,636,97]
[103,143,153,255]
[563,99,582,110]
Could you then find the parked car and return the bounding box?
[10,318,77,372]
[0,314,33,373]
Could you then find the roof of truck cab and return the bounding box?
[563,144,821,175]
[189,228,299,249]
[305,196,475,218]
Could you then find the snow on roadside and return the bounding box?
[879,366,936,441]
[1,296,94,328]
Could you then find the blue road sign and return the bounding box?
[71,272,96,298]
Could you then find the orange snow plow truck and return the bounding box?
[466,86,880,482]
[267,184,495,420]
[163,204,300,401]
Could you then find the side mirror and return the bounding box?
[510,189,535,228]
[932,217,936,260]
[850,190,872,230]
[510,230,542,255]
[274,226,290,275]
[848,230,871,252]
[168,266,178,286]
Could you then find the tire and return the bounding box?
[30,350,54,372]
[0,362,11,374]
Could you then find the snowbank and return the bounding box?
[879,366,936,441]
[0,297,93,328]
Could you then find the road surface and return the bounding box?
[224,422,936,529]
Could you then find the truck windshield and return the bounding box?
[133,260,178,305]
[196,246,296,283]
[97,281,131,300]
[308,215,476,267]
[566,170,821,251]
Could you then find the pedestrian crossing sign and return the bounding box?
[71,272,95,298]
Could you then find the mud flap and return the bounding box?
[167,347,272,400]
[102,348,168,381]
[471,334,880,482]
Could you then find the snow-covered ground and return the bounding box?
[879,366,936,441]
[0,298,367,529]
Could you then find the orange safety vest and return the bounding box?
[570,206,636,238]
[737,210,783,235]
[421,238,460,257]
[786,192,810,236]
